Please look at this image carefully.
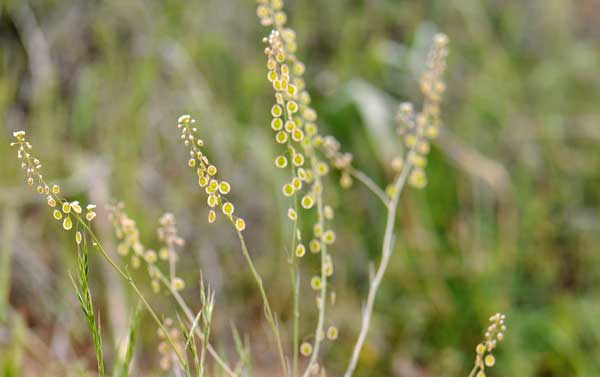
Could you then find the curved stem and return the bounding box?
[343,159,413,377]
[347,167,389,208]
[236,230,289,377]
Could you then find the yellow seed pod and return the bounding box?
[275,155,288,168]
[235,218,246,231]
[476,371,485,377]
[27,177,34,186]
[293,153,305,167]
[408,168,427,189]
[36,185,44,194]
[131,256,141,269]
[292,129,304,142]
[207,195,217,208]
[267,70,278,82]
[271,118,283,130]
[86,211,96,222]
[284,120,296,132]
[276,131,288,144]
[274,11,287,26]
[309,239,321,253]
[222,202,235,216]
[310,276,322,290]
[273,79,282,91]
[326,326,338,340]
[271,104,283,117]
[207,165,217,176]
[219,181,231,194]
[188,158,196,167]
[171,277,185,291]
[52,184,60,194]
[281,64,289,75]
[287,84,297,96]
[410,153,427,168]
[280,79,289,91]
[289,178,300,191]
[404,134,417,148]
[385,184,397,198]
[322,230,336,245]
[426,125,439,139]
[300,342,312,356]
[198,175,209,187]
[484,354,495,367]
[145,250,158,264]
[286,101,298,114]
[476,344,486,354]
[295,244,306,257]
[301,194,314,209]
[297,168,307,181]
[324,262,334,277]
[256,5,269,18]
[208,210,216,223]
[47,196,57,207]
[287,208,297,221]
[316,162,329,176]
[63,216,73,231]
[62,202,71,214]
[313,223,322,237]
[282,183,295,197]
[294,62,306,76]
[303,108,317,122]
[75,231,82,245]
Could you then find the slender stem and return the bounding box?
[467,365,479,377]
[301,175,327,377]
[236,230,289,377]
[347,167,389,208]
[154,270,238,377]
[343,158,413,377]
[290,195,300,377]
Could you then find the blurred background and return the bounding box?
[1,0,600,376]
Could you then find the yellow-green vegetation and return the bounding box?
[2,0,600,376]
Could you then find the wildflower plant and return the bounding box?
[7,1,510,376]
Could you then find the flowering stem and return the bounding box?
[343,159,413,377]
[301,173,327,377]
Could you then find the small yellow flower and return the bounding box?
[47,196,57,207]
[219,181,231,194]
[484,354,495,367]
[62,202,71,214]
[271,104,283,117]
[144,250,158,263]
[75,231,82,245]
[276,131,288,144]
[287,208,297,221]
